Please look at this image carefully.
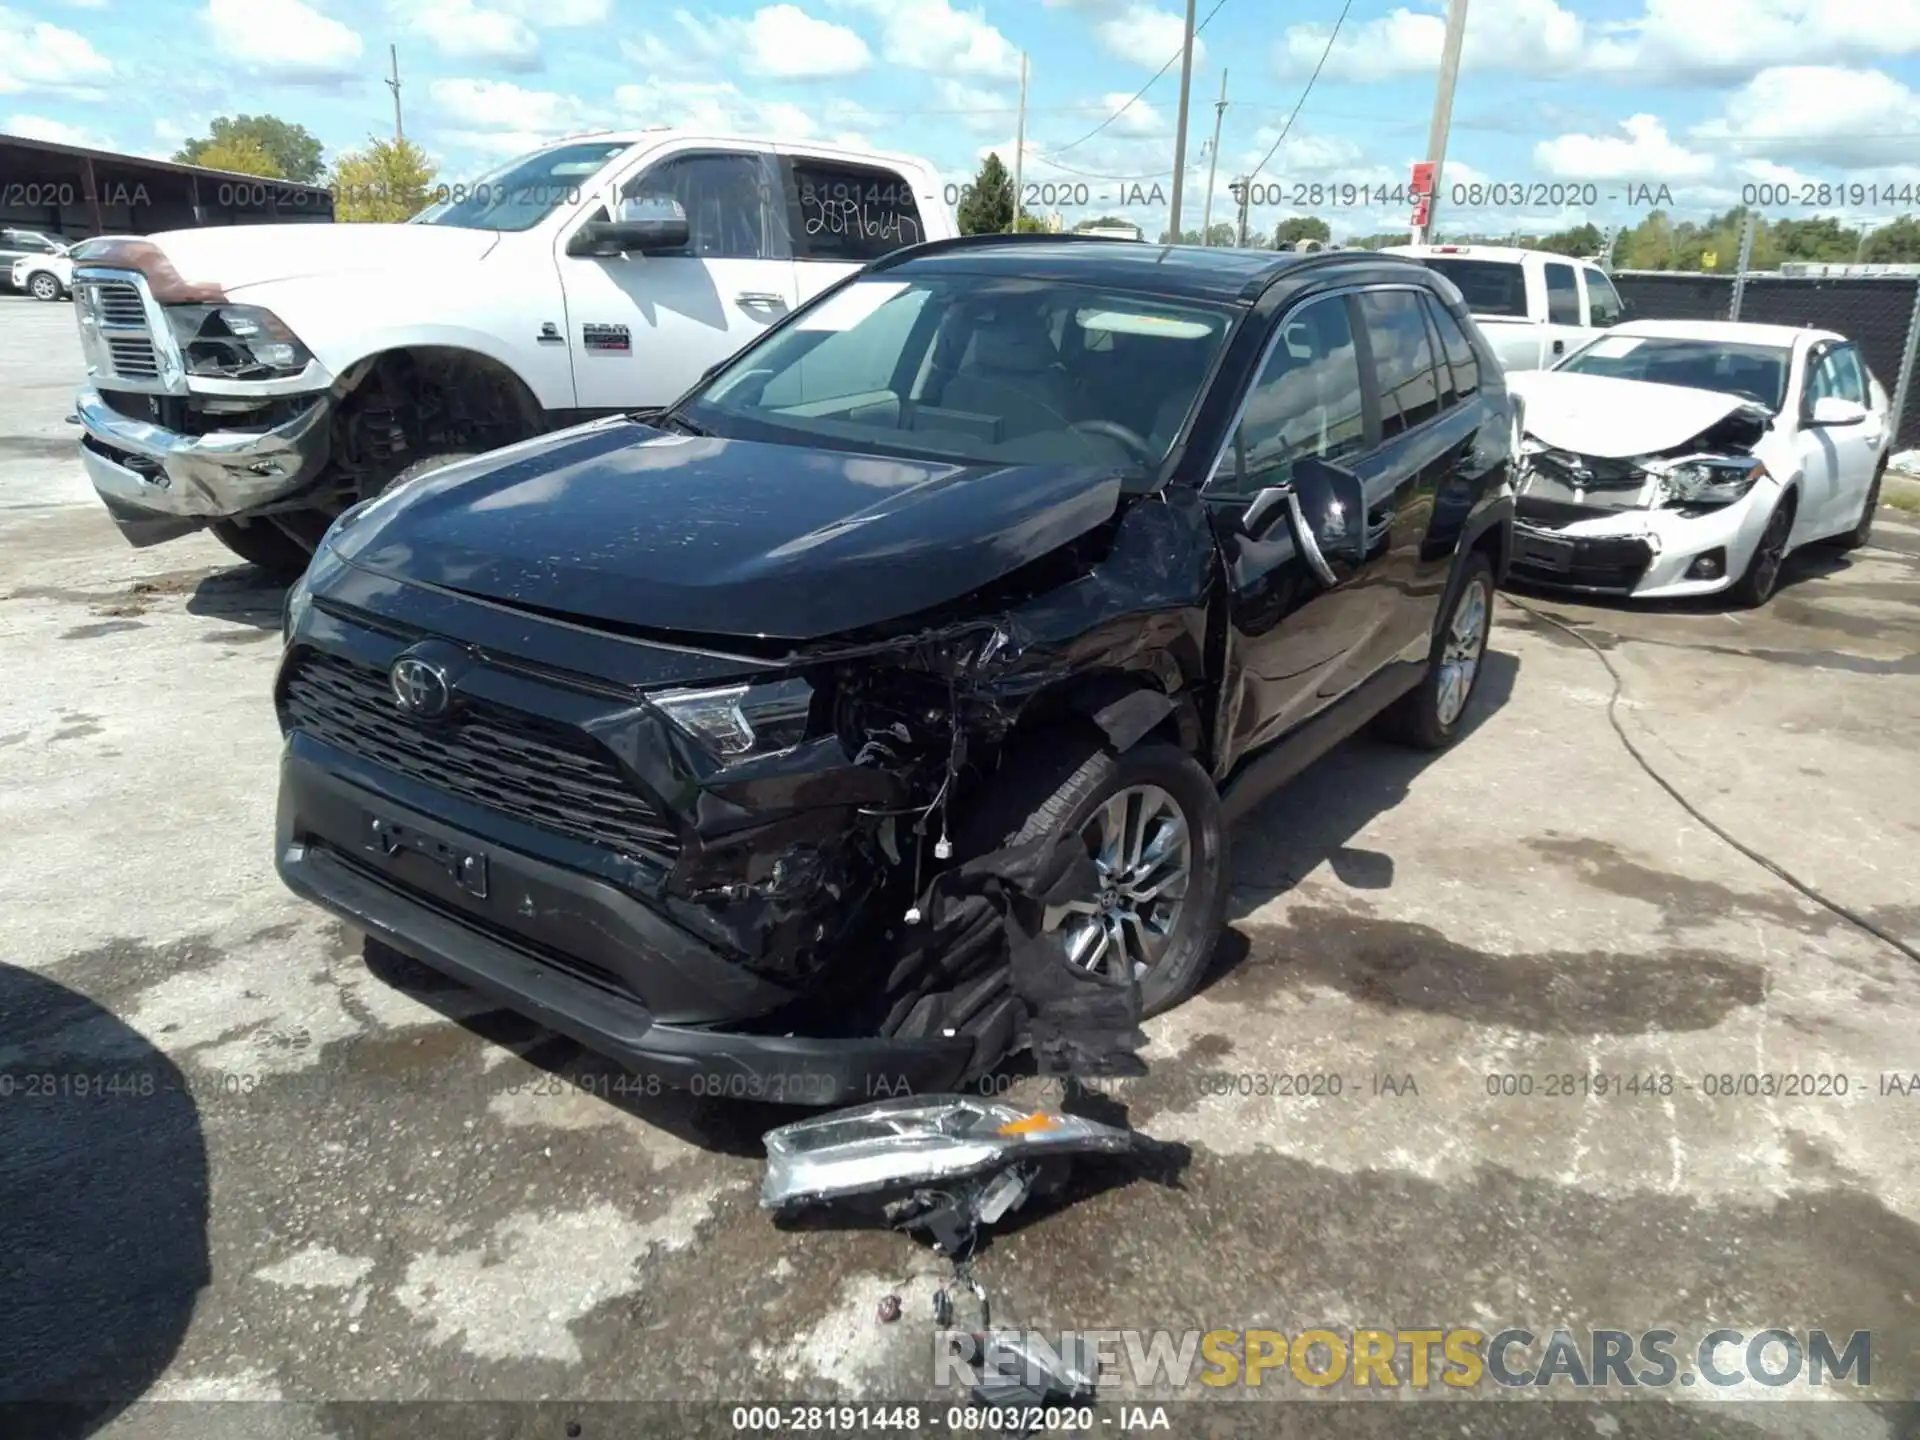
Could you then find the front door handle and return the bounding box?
[736,291,788,308]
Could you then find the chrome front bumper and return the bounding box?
[76,384,334,544]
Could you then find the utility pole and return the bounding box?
[1167,0,1198,242]
[1414,0,1468,244]
[387,44,405,142]
[1200,69,1228,242]
[1229,177,1250,248]
[1010,51,1028,233]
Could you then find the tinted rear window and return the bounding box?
[1419,258,1527,319]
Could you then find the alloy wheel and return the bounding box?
[1750,505,1791,600]
[1042,783,1192,983]
[1436,576,1490,729]
[30,275,59,301]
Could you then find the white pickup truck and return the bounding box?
[66,130,953,574]
[1381,243,1627,372]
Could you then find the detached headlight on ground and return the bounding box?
[166,304,313,379]
[1657,456,1768,509]
[651,678,814,759]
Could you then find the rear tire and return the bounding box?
[209,516,313,579]
[956,732,1229,1018]
[1375,550,1495,751]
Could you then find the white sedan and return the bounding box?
[1503,319,1890,606]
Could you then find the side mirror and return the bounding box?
[1807,395,1868,428]
[1289,455,1367,574]
[566,216,692,258]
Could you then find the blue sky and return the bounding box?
[5,0,1920,243]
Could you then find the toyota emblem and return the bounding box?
[389,656,452,718]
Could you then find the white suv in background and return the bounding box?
[4,228,73,300]
[1384,243,1625,371]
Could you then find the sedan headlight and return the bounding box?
[1657,456,1767,509]
[651,678,814,760]
[165,303,313,379]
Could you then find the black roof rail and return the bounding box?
[863,229,1140,275]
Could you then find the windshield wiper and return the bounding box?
[650,411,708,436]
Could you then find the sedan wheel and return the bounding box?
[1042,783,1192,984]
[1730,501,1793,608]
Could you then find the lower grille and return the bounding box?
[105,336,159,378]
[1511,533,1653,593]
[282,649,680,859]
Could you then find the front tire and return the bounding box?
[209,516,314,579]
[1375,550,1495,751]
[1728,496,1794,608]
[957,734,1229,1018]
[28,272,63,302]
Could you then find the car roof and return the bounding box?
[1610,318,1839,348]
[1384,243,1584,264]
[881,238,1434,304]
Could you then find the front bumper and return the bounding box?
[75,383,333,546]
[276,746,977,1105]
[1507,479,1783,600]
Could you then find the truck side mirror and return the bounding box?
[566,216,692,258]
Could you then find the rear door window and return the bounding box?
[1543,262,1581,326]
[1358,289,1441,438]
[787,160,926,262]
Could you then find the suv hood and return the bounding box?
[89,224,501,295]
[330,418,1126,642]
[1507,369,1766,458]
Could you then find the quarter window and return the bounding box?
[788,160,926,262]
[1358,289,1441,438]
[621,151,788,260]
[1209,294,1365,498]
[1543,262,1581,326]
[1422,294,1481,403]
[1583,267,1624,326]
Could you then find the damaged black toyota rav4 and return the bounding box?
[276,235,1515,1102]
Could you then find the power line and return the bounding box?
[1247,0,1354,184]
[1049,0,1232,156]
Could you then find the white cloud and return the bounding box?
[2,112,114,148]
[612,77,824,142]
[1692,65,1920,169]
[1094,3,1205,67]
[428,78,589,134]
[1097,91,1165,137]
[704,4,871,78]
[203,0,364,82]
[397,0,538,70]
[1278,0,1586,81]
[0,9,113,96]
[936,79,1013,133]
[1601,0,1920,83]
[829,0,1021,78]
[1534,114,1715,181]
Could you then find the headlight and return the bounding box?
[651,678,814,760]
[1657,456,1767,509]
[165,303,312,379]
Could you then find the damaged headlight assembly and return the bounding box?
[651,677,815,760]
[1655,455,1768,510]
[165,303,314,380]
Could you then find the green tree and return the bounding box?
[1272,215,1331,248]
[958,153,1013,235]
[1530,222,1603,258]
[329,138,437,223]
[1014,212,1050,233]
[1863,215,1920,263]
[185,135,284,179]
[1770,216,1862,263]
[175,115,325,183]
[1077,214,1131,230]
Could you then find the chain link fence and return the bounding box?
[1611,270,1920,451]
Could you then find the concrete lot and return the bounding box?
[4,291,1919,1438]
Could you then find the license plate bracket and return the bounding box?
[1515,527,1577,572]
[366,816,489,899]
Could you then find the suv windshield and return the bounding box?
[1417,258,1527,318]
[411,140,630,231]
[1559,335,1790,412]
[679,276,1239,472]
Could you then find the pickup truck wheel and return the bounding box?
[372,451,477,499]
[209,516,314,579]
[957,733,1229,1018]
[1374,550,1495,751]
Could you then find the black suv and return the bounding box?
[275,236,1515,1102]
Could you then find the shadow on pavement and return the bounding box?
[0,964,209,1438]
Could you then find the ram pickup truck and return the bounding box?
[67,130,953,575]
[1382,243,1627,372]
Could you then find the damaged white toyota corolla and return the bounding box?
[1505,320,1890,605]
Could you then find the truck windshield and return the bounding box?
[675,276,1238,473]
[410,140,629,231]
[1559,336,1790,412]
[1418,258,1528,318]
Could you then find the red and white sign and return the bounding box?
[1411,197,1431,228]
[1410,162,1436,197]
